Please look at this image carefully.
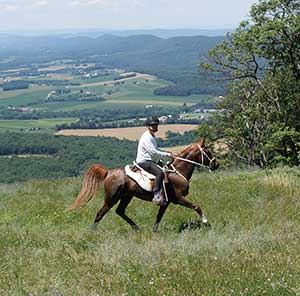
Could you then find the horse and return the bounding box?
[69,138,219,232]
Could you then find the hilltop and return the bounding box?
[0,34,223,73]
[1,167,300,295]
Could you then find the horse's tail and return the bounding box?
[69,164,108,210]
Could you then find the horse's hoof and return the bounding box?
[91,223,97,231]
[132,225,139,231]
[203,222,211,228]
[153,224,159,233]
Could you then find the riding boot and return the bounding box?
[152,191,167,206]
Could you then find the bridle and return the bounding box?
[165,144,216,184]
[197,144,216,170]
[173,144,216,171]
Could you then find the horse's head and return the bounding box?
[194,138,219,171]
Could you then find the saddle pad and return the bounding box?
[125,165,154,192]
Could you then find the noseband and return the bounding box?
[197,144,216,170]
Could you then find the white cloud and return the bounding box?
[69,0,106,6]
[0,3,18,12]
[0,0,256,31]
[34,0,48,6]
[68,0,144,9]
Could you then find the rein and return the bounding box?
[165,145,216,184]
[174,144,215,171]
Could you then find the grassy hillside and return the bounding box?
[1,167,300,295]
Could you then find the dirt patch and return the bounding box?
[56,124,198,141]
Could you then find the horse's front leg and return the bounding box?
[177,196,210,226]
[153,202,170,232]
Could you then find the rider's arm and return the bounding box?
[145,134,171,158]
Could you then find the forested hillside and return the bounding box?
[0,133,136,182]
[0,131,197,183]
[0,34,225,96]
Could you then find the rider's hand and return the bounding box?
[168,152,174,158]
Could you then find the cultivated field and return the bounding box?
[1,167,300,295]
[56,124,199,140]
[77,72,156,88]
[0,118,77,131]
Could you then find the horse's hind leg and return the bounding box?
[153,203,169,232]
[115,195,139,231]
[177,196,210,226]
[91,203,113,231]
[91,189,121,231]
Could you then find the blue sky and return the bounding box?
[0,0,257,32]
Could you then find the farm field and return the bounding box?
[1,167,299,295]
[0,71,210,111]
[0,118,77,131]
[0,65,213,140]
[0,86,52,108]
[56,124,199,140]
[74,72,156,88]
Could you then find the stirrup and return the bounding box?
[152,193,167,206]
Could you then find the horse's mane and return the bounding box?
[177,139,205,157]
[172,143,197,167]
[177,143,197,158]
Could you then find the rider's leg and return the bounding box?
[137,160,165,204]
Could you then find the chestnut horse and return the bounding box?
[69,138,218,232]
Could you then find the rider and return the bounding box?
[136,116,173,206]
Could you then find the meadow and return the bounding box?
[1,167,300,295]
[0,73,209,112]
[0,86,52,108]
[0,118,77,131]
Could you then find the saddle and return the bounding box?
[125,162,168,192]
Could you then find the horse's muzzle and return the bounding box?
[210,160,219,171]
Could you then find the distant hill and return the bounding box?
[0,34,226,95]
[0,33,224,72]
[0,28,233,38]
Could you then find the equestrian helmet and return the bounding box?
[145,116,160,126]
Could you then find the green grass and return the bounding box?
[0,86,52,108]
[0,118,77,131]
[0,75,211,112]
[71,74,117,84]
[105,79,208,104]
[1,167,300,295]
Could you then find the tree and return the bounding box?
[201,0,300,167]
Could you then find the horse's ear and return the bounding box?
[198,138,205,147]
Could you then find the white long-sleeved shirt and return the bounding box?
[136,130,170,163]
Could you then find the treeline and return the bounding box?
[47,93,104,103]
[2,80,29,91]
[1,106,179,120]
[54,106,193,130]
[0,104,207,125]
[158,130,198,147]
[153,73,227,97]
[26,79,80,87]
[0,132,137,183]
[56,117,201,130]
[0,130,199,183]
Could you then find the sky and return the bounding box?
[0,0,257,33]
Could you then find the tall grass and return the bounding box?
[1,167,300,295]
